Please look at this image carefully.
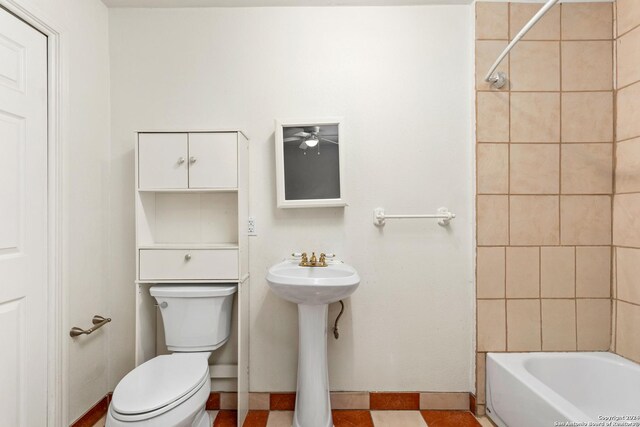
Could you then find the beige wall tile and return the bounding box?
[562,92,613,143]
[617,82,640,141]
[613,193,640,247]
[478,92,510,142]
[511,93,560,143]
[249,393,270,410]
[476,41,509,91]
[419,392,468,410]
[510,3,560,40]
[220,392,237,410]
[477,247,505,299]
[561,3,613,40]
[562,41,613,91]
[478,195,509,246]
[617,0,640,37]
[510,144,559,194]
[561,144,613,194]
[616,247,640,305]
[615,138,640,193]
[476,352,486,405]
[330,392,369,410]
[478,299,506,352]
[541,247,575,298]
[617,26,640,89]
[577,299,611,350]
[476,2,509,40]
[542,299,577,351]
[561,196,612,245]
[507,299,541,351]
[476,405,486,417]
[576,247,611,298]
[506,247,540,298]
[616,301,640,363]
[510,196,559,245]
[510,41,559,91]
[478,144,508,194]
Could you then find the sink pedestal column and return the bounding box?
[293,304,332,427]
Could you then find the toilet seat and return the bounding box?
[111,353,210,422]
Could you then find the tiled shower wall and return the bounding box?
[613,0,640,364]
[474,1,614,415]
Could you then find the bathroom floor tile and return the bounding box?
[90,415,106,427]
[243,410,269,427]
[370,410,427,426]
[265,411,293,427]
[213,410,237,427]
[420,410,481,427]
[333,410,375,427]
[475,416,497,427]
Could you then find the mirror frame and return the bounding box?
[275,118,347,209]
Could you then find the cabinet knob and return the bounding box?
[189,156,197,164]
[177,157,186,165]
[184,253,192,261]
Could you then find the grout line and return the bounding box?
[616,136,640,144]
[616,78,640,93]
[478,296,611,301]
[477,88,614,93]
[616,21,640,40]
[477,38,613,42]
[539,246,543,350]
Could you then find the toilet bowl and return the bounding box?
[107,284,236,427]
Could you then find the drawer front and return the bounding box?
[139,249,238,280]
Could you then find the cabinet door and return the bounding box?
[188,133,238,189]
[138,133,188,189]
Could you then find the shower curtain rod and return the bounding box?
[484,0,561,88]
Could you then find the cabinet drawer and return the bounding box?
[139,249,238,280]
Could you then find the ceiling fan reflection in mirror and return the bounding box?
[283,125,338,154]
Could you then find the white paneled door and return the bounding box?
[0,7,48,427]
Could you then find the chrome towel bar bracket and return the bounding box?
[373,207,456,227]
[70,315,111,337]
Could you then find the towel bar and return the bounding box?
[373,207,456,227]
[70,315,111,337]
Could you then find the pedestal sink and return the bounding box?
[267,259,360,427]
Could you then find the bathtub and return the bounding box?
[486,352,640,427]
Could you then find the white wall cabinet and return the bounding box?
[134,130,250,427]
[138,132,238,190]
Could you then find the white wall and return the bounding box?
[108,5,475,392]
[4,0,112,423]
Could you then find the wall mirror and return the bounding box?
[275,118,346,208]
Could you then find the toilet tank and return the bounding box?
[150,284,237,352]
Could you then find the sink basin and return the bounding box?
[267,260,360,305]
[266,258,360,427]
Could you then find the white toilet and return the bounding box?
[106,284,237,427]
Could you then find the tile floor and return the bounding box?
[92,410,494,426]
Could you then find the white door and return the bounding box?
[0,7,48,427]
[188,133,238,188]
[138,133,188,189]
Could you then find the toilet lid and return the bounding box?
[112,353,209,415]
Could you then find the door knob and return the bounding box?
[185,253,192,261]
[177,157,185,165]
[189,156,197,164]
